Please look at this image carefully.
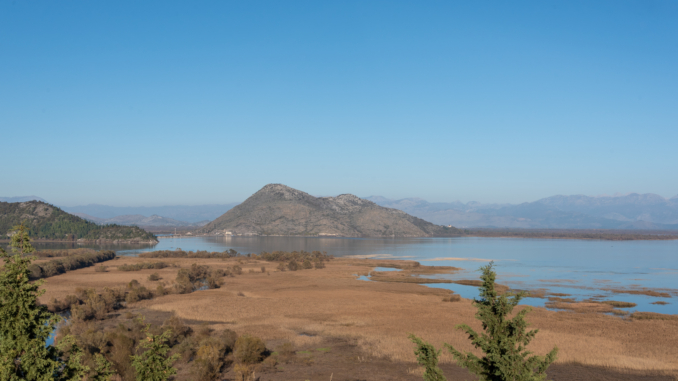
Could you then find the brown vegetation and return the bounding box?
[605,288,673,298]
[28,250,116,279]
[38,256,678,379]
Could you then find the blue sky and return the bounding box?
[1,1,677,206]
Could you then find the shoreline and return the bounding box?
[0,238,158,244]
[157,232,678,241]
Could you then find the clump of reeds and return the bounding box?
[631,312,678,321]
[602,301,637,308]
[139,249,239,259]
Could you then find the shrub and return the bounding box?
[233,363,254,381]
[125,280,153,304]
[302,259,313,269]
[443,294,461,302]
[156,283,168,296]
[193,342,223,381]
[131,326,179,381]
[234,334,266,364]
[260,266,266,273]
[276,262,286,272]
[108,332,136,380]
[288,260,299,271]
[314,259,325,269]
[148,273,160,281]
[175,263,224,293]
[231,265,243,275]
[95,265,107,272]
[219,329,238,353]
[409,334,446,381]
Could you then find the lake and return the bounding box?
[29,236,678,314]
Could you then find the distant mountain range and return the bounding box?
[61,203,238,223]
[366,193,678,230]
[198,184,462,237]
[4,192,677,230]
[72,213,210,227]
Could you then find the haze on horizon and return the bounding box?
[1,1,677,207]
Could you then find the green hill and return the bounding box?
[0,201,157,242]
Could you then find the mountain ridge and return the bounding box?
[73,213,209,227]
[367,193,678,229]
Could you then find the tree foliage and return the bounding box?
[0,223,63,380]
[445,262,558,381]
[130,324,179,381]
[0,223,90,380]
[409,334,446,381]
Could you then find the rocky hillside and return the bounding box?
[0,201,157,243]
[198,184,462,237]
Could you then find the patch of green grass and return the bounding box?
[297,350,312,355]
[316,347,331,352]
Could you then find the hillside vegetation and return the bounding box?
[0,201,157,242]
[198,184,463,237]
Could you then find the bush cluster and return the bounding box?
[257,250,331,262]
[60,313,256,381]
[139,248,239,259]
[257,250,330,272]
[48,280,154,317]
[117,261,171,271]
[175,263,226,294]
[28,250,116,279]
[33,248,97,258]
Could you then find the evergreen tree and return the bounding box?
[409,334,446,381]
[445,262,558,381]
[91,354,115,381]
[0,223,61,380]
[131,325,179,381]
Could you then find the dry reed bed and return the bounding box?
[39,257,678,376]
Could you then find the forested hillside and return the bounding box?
[0,201,157,242]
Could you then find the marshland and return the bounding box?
[25,237,678,380]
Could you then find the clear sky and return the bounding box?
[1,1,677,206]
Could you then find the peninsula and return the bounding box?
[0,201,158,244]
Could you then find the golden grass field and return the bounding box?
[39,256,678,378]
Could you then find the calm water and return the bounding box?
[29,236,678,314]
